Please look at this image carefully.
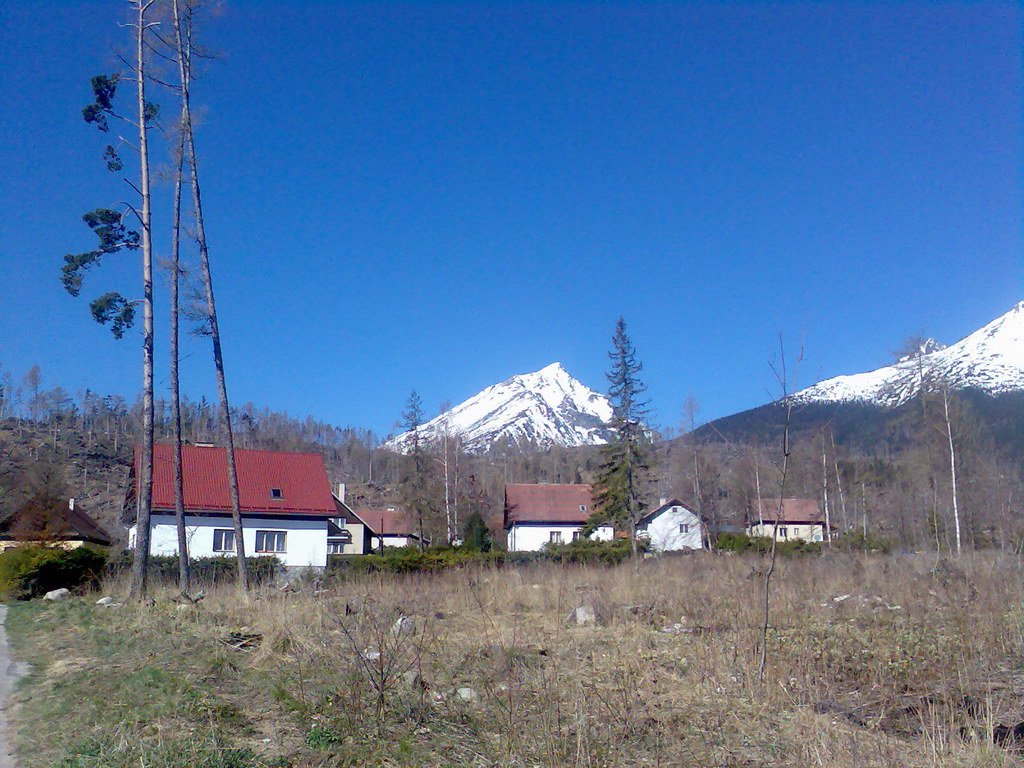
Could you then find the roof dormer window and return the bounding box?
[580,504,587,512]
[270,488,283,500]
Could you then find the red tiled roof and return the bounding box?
[752,498,823,524]
[358,508,416,537]
[137,444,336,516]
[504,483,594,527]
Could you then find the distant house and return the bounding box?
[503,483,614,552]
[636,498,704,552]
[747,498,826,543]
[0,499,112,551]
[329,484,373,555]
[359,507,428,549]
[124,444,338,570]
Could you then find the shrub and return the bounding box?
[541,537,641,565]
[105,552,281,586]
[832,530,896,554]
[0,545,108,600]
[714,532,822,556]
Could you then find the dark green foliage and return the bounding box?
[461,511,492,552]
[62,209,140,337]
[588,317,653,541]
[325,539,640,576]
[105,553,280,586]
[0,545,108,600]
[61,209,139,298]
[714,532,821,556]
[102,144,123,172]
[541,537,642,565]
[89,293,136,339]
[143,101,160,125]
[81,74,120,132]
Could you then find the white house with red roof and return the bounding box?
[125,444,341,570]
[503,483,614,552]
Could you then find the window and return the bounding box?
[327,539,348,555]
[777,527,788,539]
[571,530,582,542]
[678,523,689,534]
[579,504,587,512]
[256,530,287,553]
[212,529,235,552]
[549,531,563,544]
[270,488,283,500]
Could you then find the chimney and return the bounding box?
[659,497,667,506]
[337,483,346,503]
[68,498,75,511]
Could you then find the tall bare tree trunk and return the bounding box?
[173,0,248,589]
[821,430,831,546]
[129,0,156,601]
[943,388,962,557]
[170,103,190,595]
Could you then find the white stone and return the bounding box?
[44,588,70,602]
[96,596,115,606]
[456,686,479,703]
[391,616,416,637]
[566,604,598,627]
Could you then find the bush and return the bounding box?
[714,532,822,556]
[105,552,281,586]
[0,545,108,600]
[541,537,641,566]
[832,531,895,554]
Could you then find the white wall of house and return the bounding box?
[370,534,413,549]
[128,513,329,568]
[506,524,614,552]
[639,505,703,551]
[747,522,824,542]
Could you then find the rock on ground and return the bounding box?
[44,588,70,602]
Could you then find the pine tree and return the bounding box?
[400,391,432,551]
[61,1,159,599]
[589,317,652,555]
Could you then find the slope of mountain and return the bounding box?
[792,301,1024,406]
[696,301,1024,453]
[386,363,614,454]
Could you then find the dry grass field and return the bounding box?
[10,552,1024,767]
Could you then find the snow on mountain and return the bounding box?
[385,362,614,453]
[792,301,1024,406]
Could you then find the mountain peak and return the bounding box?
[385,364,613,454]
[793,301,1024,406]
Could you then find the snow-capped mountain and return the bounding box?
[386,362,614,453]
[792,301,1024,406]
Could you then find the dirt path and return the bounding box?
[0,606,24,768]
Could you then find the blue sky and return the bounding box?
[0,1,1020,437]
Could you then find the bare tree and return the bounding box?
[758,333,803,684]
[169,81,190,594]
[172,0,248,588]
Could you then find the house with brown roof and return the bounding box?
[503,483,614,552]
[747,498,826,543]
[357,507,428,550]
[125,444,340,570]
[0,498,113,551]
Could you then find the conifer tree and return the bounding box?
[588,317,652,555]
[400,391,432,551]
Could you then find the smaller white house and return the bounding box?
[504,483,614,552]
[636,498,704,552]
[124,443,340,571]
